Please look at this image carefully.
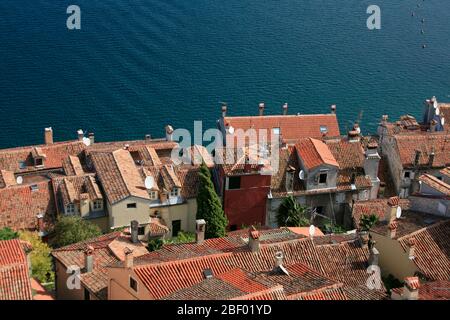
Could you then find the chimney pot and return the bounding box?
[248,226,260,253]
[403,277,420,300]
[195,219,206,244]
[130,220,139,244]
[259,103,265,116]
[358,231,369,248]
[84,245,94,273]
[88,133,95,145]
[165,125,174,141]
[77,129,84,141]
[407,237,416,259]
[330,104,336,114]
[124,247,134,268]
[385,197,399,223]
[387,221,398,239]
[221,105,227,117]
[145,134,151,141]
[44,127,53,145]
[368,247,379,266]
[282,103,288,115]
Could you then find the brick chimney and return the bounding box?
[130,220,139,244]
[259,103,265,116]
[195,219,206,244]
[248,226,260,253]
[330,104,336,114]
[165,125,174,141]
[77,129,84,141]
[407,237,416,259]
[221,105,227,117]
[44,127,53,145]
[88,133,95,145]
[403,277,420,300]
[385,197,399,223]
[387,220,398,239]
[84,245,94,273]
[282,103,288,115]
[124,247,134,268]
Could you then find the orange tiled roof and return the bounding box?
[296,138,339,170]
[419,174,450,196]
[0,239,33,300]
[62,155,84,176]
[224,114,340,142]
[352,198,411,228]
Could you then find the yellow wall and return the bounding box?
[108,197,152,229]
[108,267,153,300]
[54,261,84,300]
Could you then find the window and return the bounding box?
[228,176,241,190]
[127,203,137,209]
[172,220,181,237]
[170,188,179,197]
[229,225,238,231]
[138,226,145,236]
[34,158,43,167]
[129,277,138,292]
[272,127,280,135]
[319,173,327,184]
[18,161,26,169]
[93,200,102,211]
[404,171,411,179]
[320,125,328,134]
[149,191,158,200]
[66,203,75,215]
[30,184,39,192]
[315,206,324,214]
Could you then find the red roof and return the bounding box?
[296,138,339,170]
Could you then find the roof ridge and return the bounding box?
[397,219,450,241]
[112,149,134,199]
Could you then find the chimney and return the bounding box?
[130,220,139,244]
[243,155,251,173]
[84,245,94,273]
[248,226,260,253]
[274,251,284,269]
[165,125,174,141]
[36,214,45,237]
[44,127,53,145]
[358,231,369,248]
[195,219,206,244]
[430,119,438,133]
[368,247,379,266]
[330,104,336,114]
[88,133,95,145]
[414,150,422,167]
[145,134,151,141]
[403,277,420,300]
[282,103,288,115]
[385,196,399,223]
[387,220,398,239]
[429,149,435,167]
[259,103,265,116]
[77,129,84,141]
[124,247,134,268]
[221,105,227,117]
[407,237,416,259]
[348,130,360,142]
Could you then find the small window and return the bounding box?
[172,220,181,237]
[127,203,137,209]
[138,226,145,236]
[93,200,102,211]
[170,188,179,197]
[30,184,39,192]
[272,127,280,135]
[229,225,238,231]
[404,171,411,179]
[66,203,75,214]
[18,161,26,169]
[320,125,328,134]
[319,173,327,184]
[34,158,43,166]
[149,191,158,200]
[228,176,241,190]
[129,277,138,292]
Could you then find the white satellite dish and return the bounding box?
[309,225,316,237]
[228,126,235,134]
[145,176,155,190]
[396,206,402,219]
[436,108,440,116]
[299,170,305,180]
[441,117,445,126]
[16,176,23,185]
[82,137,91,146]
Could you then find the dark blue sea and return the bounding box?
[0,0,449,148]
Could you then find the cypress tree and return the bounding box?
[196,163,228,239]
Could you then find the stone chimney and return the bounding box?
[414,150,422,167]
[330,104,336,114]
[145,134,152,141]
[387,220,398,239]
[130,220,139,244]
[36,214,45,237]
[429,149,435,167]
[403,277,420,300]
[88,133,95,145]
[274,251,284,269]
[385,196,399,223]
[358,231,370,248]
[407,237,416,259]
[248,226,260,253]
[221,105,227,117]
[282,103,288,115]
[368,247,379,266]
[348,130,360,143]
[44,127,53,145]
[259,103,265,116]
[84,245,94,273]
[195,219,206,244]
[364,141,381,199]
[124,247,134,268]
[77,129,84,141]
[165,125,174,141]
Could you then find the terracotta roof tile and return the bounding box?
[296,138,339,170]
[419,174,450,196]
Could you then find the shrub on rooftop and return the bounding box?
[359,214,379,231]
[50,215,102,248]
[0,227,19,240]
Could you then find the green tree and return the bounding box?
[0,227,19,240]
[50,216,102,248]
[277,196,310,227]
[196,163,228,239]
[18,231,54,288]
[359,214,379,231]
[147,238,164,252]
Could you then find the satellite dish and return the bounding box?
[228,126,235,134]
[145,176,155,190]
[309,225,316,237]
[441,117,445,126]
[436,108,440,115]
[82,137,91,146]
[299,170,305,180]
[396,206,402,219]
[16,176,23,185]
[355,126,361,134]
[279,264,290,276]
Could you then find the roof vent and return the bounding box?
[203,268,214,279]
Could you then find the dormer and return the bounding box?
[31,147,46,168]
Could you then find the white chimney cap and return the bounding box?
[45,127,52,131]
